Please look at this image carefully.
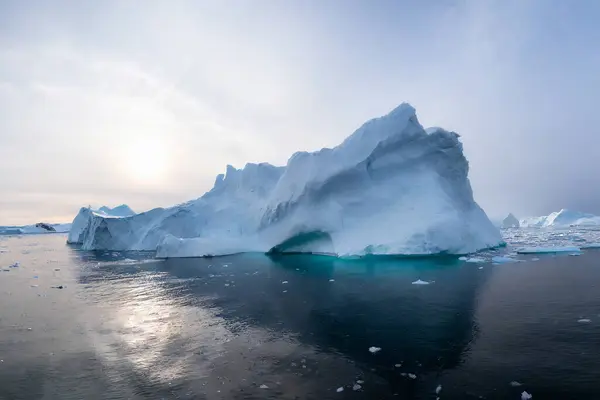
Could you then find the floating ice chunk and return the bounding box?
[352,384,362,391]
[407,373,417,379]
[581,243,600,249]
[394,363,402,367]
[491,256,516,264]
[369,346,381,354]
[336,387,344,393]
[578,318,591,323]
[436,384,442,394]
[521,391,532,400]
[458,256,468,261]
[478,266,483,269]
[356,380,364,384]
[329,279,335,282]
[516,246,580,254]
[282,281,288,284]
[259,384,269,389]
[531,258,540,261]
[510,381,523,387]
[466,257,486,263]
[569,253,581,256]
[412,279,430,285]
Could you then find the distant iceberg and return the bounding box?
[0,222,71,235]
[520,209,600,227]
[501,213,520,228]
[70,103,502,257]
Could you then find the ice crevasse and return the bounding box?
[68,103,503,258]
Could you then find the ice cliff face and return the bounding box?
[67,205,136,244]
[70,103,502,257]
[502,213,520,228]
[520,209,600,227]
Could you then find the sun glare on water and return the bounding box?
[124,138,169,185]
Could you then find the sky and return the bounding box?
[1,0,600,224]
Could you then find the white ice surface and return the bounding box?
[465,257,486,263]
[516,246,581,254]
[491,256,517,264]
[521,209,600,227]
[71,103,502,257]
[412,279,430,285]
[521,391,532,400]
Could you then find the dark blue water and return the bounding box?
[1,235,599,399]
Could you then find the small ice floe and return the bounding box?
[224,283,230,287]
[412,279,430,285]
[259,384,269,389]
[407,373,417,379]
[394,363,402,368]
[516,246,580,255]
[531,258,540,261]
[352,384,362,391]
[436,385,442,394]
[368,346,381,354]
[458,256,468,261]
[282,281,288,284]
[400,373,407,377]
[577,318,591,323]
[491,256,516,264]
[283,290,287,293]
[466,257,486,263]
[356,380,364,384]
[569,253,581,256]
[478,266,484,270]
[581,243,600,249]
[336,387,344,393]
[329,279,335,282]
[521,391,532,400]
[510,381,523,387]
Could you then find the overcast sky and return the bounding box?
[1,0,599,224]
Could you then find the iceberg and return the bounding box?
[520,209,600,227]
[0,222,71,235]
[501,213,520,228]
[71,103,502,257]
[67,205,136,244]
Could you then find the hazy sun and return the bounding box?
[124,138,169,185]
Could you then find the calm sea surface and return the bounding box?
[1,234,599,399]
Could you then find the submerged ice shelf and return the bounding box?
[68,103,503,257]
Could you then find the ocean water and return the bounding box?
[1,233,600,399]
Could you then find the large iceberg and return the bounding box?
[67,205,136,244]
[520,209,600,227]
[71,103,502,257]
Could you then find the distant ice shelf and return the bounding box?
[68,103,502,257]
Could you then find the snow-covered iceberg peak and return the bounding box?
[72,103,503,257]
[502,213,520,228]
